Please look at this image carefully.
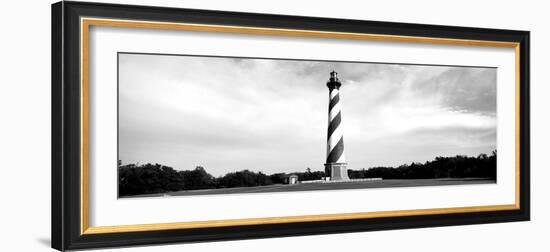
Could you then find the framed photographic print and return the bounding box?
[51,1,530,250]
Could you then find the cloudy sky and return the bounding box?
[118,53,496,176]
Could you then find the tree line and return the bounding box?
[348,151,496,180]
[118,165,321,196]
[119,151,496,196]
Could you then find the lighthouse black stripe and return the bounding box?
[328,93,340,111]
[326,137,344,163]
[327,112,341,140]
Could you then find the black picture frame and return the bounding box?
[52,1,530,251]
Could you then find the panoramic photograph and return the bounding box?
[117,52,497,198]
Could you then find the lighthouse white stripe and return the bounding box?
[327,126,344,153]
[336,150,346,163]
[330,89,339,99]
[329,102,342,121]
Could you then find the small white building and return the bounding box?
[289,175,299,184]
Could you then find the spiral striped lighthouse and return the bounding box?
[325,71,350,181]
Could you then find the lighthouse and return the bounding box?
[325,71,350,181]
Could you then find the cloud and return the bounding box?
[118,53,496,176]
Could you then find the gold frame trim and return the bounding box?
[80,17,522,235]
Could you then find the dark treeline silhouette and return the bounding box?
[119,151,496,196]
[348,151,497,180]
[118,165,323,196]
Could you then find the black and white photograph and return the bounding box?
[0,0,541,250]
[117,53,497,198]
[41,1,535,251]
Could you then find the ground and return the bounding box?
[121,178,495,198]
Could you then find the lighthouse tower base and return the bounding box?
[324,163,349,181]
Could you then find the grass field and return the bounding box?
[121,178,496,198]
